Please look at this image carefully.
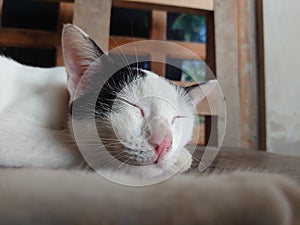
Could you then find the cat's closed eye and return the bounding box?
[171,116,188,125]
[133,104,144,117]
[116,97,144,117]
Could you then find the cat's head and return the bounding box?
[62,24,217,178]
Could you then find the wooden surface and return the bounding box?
[115,0,213,11]
[109,36,206,60]
[214,0,241,147]
[237,0,259,149]
[113,0,213,15]
[213,0,262,149]
[0,28,58,48]
[149,10,167,76]
[189,146,300,183]
[73,0,112,52]
[32,0,214,13]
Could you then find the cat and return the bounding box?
[0,24,217,178]
[0,24,300,225]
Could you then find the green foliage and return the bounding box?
[181,60,206,82]
[172,14,206,42]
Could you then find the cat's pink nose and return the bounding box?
[149,137,172,161]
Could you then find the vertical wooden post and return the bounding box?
[205,13,218,146]
[214,0,259,149]
[214,0,242,147]
[0,0,3,28]
[237,0,259,149]
[73,0,112,52]
[150,10,167,76]
[205,13,216,78]
[256,0,266,150]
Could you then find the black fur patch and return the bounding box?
[70,66,146,119]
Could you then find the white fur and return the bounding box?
[0,56,85,168]
[109,72,194,177]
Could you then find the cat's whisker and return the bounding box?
[130,23,139,70]
[109,37,134,80]
[192,155,201,163]
[115,158,131,172]
[101,152,127,168]
[109,36,131,68]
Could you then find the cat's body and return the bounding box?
[0,56,85,168]
[0,24,299,224]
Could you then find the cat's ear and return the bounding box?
[185,80,218,106]
[62,24,104,97]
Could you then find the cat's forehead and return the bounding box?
[125,70,178,96]
[83,66,186,119]
[120,71,180,104]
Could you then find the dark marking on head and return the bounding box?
[70,67,147,118]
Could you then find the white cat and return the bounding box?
[0,24,217,178]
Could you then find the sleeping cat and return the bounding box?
[0,24,217,179]
[0,24,300,225]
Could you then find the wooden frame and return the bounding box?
[0,0,263,149]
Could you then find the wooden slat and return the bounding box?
[150,10,166,40]
[31,0,214,14]
[113,0,213,15]
[150,10,167,76]
[256,0,266,150]
[109,36,145,49]
[32,0,214,11]
[73,0,112,52]
[214,0,241,147]
[237,0,258,149]
[0,0,3,27]
[109,36,206,60]
[116,0,213,11]
[22,0,73,2]
[0,31,206,61]
[0,28,58,48]
[169,41,206,60]
[205,14,216,79]
[205,13,217,146]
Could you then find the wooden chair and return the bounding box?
[0,0,263,150]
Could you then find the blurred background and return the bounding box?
[0,0,299,156]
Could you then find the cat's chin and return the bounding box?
[121,149,192,179]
